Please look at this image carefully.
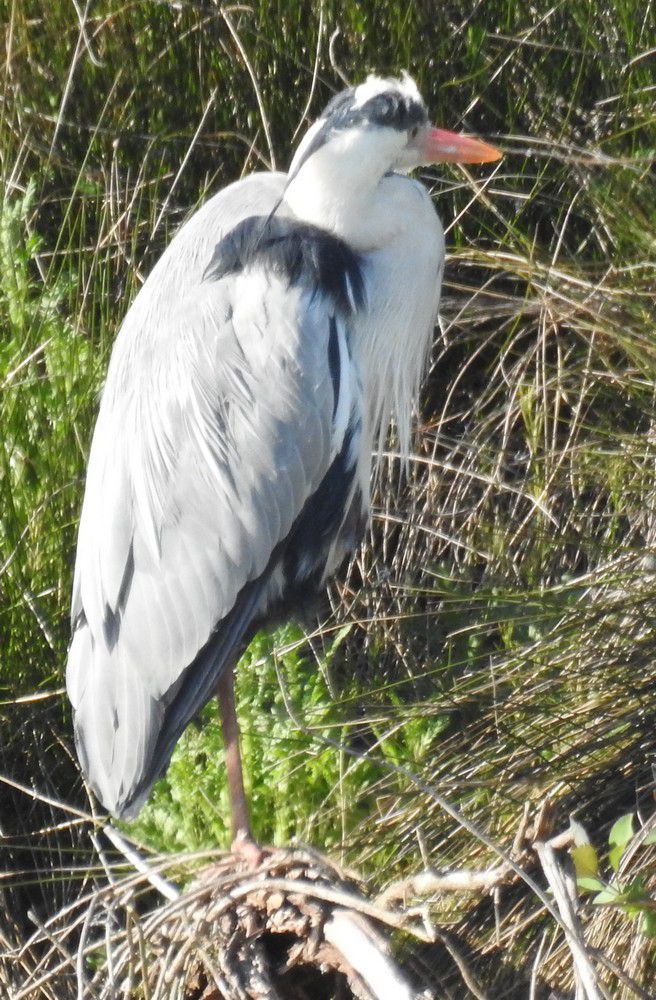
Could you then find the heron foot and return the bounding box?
[231,829,267,868]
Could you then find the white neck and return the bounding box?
[283,128,406,251]
[286,127,445,474]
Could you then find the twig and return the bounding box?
[324,909,416,1000]
[377,864,511,907]
[150,87,218,240]
[48,12,85,156]
[377,810,571,908]
[76,895,97,1000]
[329,28,352,87]
[0,771,92,821]
[434,929,489,1000]
[24,909,82,1000]
[22,589,57,652]
[529,929,551,1000]
[534,841,607,1000]
[70,0,103,66]
[292,1,324,142]
[222,9,276,169]
[226,875,433,942]
[591,948,655,1000]
[104,825,180,902]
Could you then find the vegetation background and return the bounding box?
[1,0,656,996]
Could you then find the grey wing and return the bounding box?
[66,187,362,817]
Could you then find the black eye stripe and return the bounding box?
[357,92,428,131]
[288,85,428,181]
[322,87,427,134]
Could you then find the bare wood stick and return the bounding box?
[377,813,572,908]
[24,909,83,1000]
[534,841,607,1000]
[104,825,179,902]
[150,86,218,240]
[226,876,433,941]
[328,29,352,87]
[433,928,489,1000]
[591,948,655,1000]
[291,2,324,142]
[76,895,97,1000]
[222,8,276,168]
[324,909,416,1000]
[378,864,511,907]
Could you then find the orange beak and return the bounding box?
[419,126,502,165]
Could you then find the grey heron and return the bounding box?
[66,73,500,854]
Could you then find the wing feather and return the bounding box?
[67,175,360,815]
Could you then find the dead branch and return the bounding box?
[324,910,417,1000]
[15,810,624,1000]
[99,832,434,1000]
[378,864,513,907]
[377,806,573,909]
[534,841,606,1000]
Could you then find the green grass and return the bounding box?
[2,1,656,996]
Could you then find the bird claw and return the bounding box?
[231,830,267,869]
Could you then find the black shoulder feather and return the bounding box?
[203,215,365,316]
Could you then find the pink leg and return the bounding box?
[216,663,264,866]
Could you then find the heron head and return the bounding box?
[283,73,501,249]
[287,73,501,188]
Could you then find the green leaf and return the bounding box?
[643,829,656,845]
[571,843,599,879]
[608,844,624,873]
[593,887,620,905]
[641,911,656,938]
[623,877,647,901]
[609,813,634,851]
[577,876,604,893]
